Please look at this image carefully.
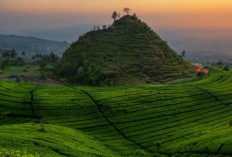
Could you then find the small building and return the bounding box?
[102,25,107,29]
[9,74,19,78]
[192,63,203,67]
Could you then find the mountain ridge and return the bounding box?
[0,34,70,56]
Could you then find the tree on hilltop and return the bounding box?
[181,50,186,58]
[133,13,137,18]
[117,12,121,19]
[112,11,118,21]
[123,8,131,15]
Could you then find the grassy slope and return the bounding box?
[1,68,232,156]
[0,124,119,157]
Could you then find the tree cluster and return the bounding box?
[111,8,132,21]
[1,49,17,60]
[32,52,59,71]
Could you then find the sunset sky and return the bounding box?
[0,0,232,30]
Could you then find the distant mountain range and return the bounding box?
[0,34,70,56]
[0,25,94,43]
[17,25,94,43]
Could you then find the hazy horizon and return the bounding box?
[1,0,232,31]
[1,0,232,62]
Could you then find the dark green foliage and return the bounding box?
[55,15,192,86]
[0,60,9,70]
[16,57,25,65]
[197,71,205,77]
[112,11,118,21]
[36,52,59,71]
[1,68,232,156]
[1,50,10,59]
[40,61,47,71]
[15,77,21,83]
[217,61,223,67]
[40,71,46,80]
[223,66,230,71]
[0,111,10,119]
[10,49,17,59]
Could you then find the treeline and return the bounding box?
[0,48,59,71]
[1,49,25,61]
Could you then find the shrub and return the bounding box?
[40,71,46,80]
[197,71,205,78]
[223,66,230,71]
[60,78,68,83]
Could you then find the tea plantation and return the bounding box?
[1,67,232,157]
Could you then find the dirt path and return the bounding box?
[31,77,63,86]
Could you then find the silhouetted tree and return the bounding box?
[217,61,223,67]
[49,52,58,63]
[21,51,25,56]
[1,51,10,59]
[156,142,162,152]
[112,11,118,21]
[117,12,121,19]
[181,50,186,58]
[133,13,137,18]
[10,49,17,59]
[223,66,230,71]
[123,8,131,15]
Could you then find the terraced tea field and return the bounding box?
[1,67,232,157]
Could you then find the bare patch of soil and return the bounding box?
[21,72,40,79]
[165,78,193,84]
[32,78,63,86]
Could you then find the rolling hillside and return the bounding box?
[1,68,232,156]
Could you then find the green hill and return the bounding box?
[55,15,192,86]
[1,68,232,156]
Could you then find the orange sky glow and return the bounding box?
[1,0,232,28]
